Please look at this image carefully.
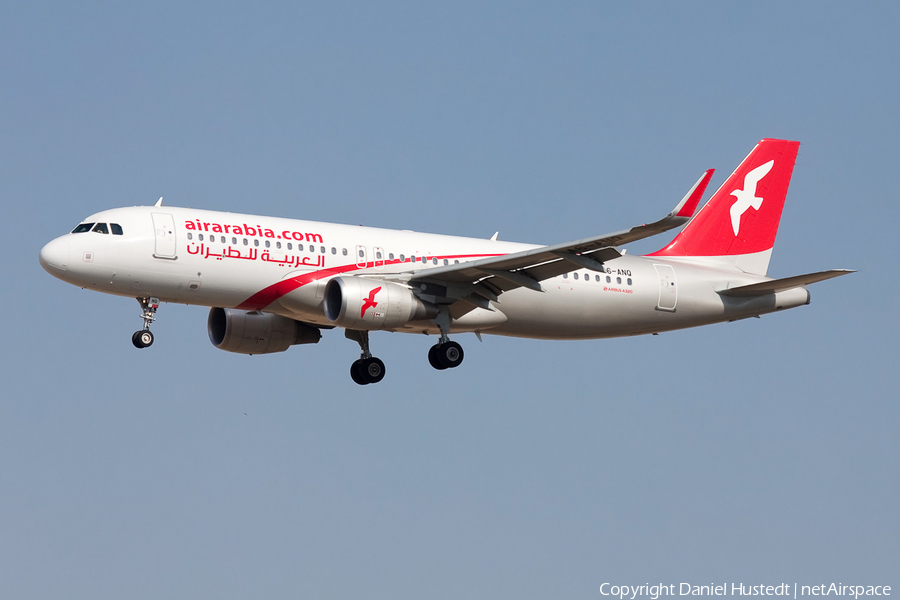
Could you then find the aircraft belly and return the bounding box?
[490,284,654,339]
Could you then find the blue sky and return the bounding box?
[2,3,897,598]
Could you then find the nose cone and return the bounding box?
[40,236,70,274]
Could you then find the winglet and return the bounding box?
[155,197,164,207]
[670,169,714,218]
[607,169,713,246]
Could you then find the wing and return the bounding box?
[399,169,714,314]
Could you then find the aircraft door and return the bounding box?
[355,245,367,269]
[152,213,177,259]
[653,263,677,311]
[373,246,384,270]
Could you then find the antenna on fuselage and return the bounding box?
[155,197,164,207]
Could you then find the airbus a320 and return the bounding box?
[40,139,852,384]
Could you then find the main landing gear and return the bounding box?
[427,307,464,370]
[132,297,159,349]
[345,330,386,385]
[344,310,465,385]
[428,340,464,370]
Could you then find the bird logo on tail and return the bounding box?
[729,159,774,236]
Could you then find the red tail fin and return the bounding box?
[649,139,800,275]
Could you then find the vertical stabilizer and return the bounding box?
[648,139,800,275]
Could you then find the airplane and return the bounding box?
[39,139,852,385]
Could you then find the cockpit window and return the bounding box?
[92,223,109,234]
[110,223,123,235]
[72,223,95,233]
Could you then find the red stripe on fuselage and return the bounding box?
[235,253,504,311]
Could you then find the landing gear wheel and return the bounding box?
[439,341,464,368]
[132,330,154,349]
[350,359,367,385]
[431,341,464,369]
[351,357,386,385]
[361,357,386,384]
[428,345,448,370]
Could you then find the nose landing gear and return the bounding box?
[132,297,159,349]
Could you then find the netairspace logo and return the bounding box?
[599,584,891,600]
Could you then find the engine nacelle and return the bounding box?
[323,277,437,330]
[208,308,321,354]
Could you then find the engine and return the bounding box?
[208,308,321,354]
[323,276,437,330]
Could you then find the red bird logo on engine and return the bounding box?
[360,287,382,318]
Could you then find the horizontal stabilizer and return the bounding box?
[718,269,855,297]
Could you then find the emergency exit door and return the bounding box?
[152,213,177,259]
[653,263,677,311]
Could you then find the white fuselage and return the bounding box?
[40,205,809,340]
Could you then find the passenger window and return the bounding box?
[265,240,270,248]
[276,241,282,249]
[320,246,325,253]
[298,244,304,251]
[616,277,622,284]
[243,239,248,246]
[389,253,394,260]
[198,233,204,241]
[220,236,225,243]
[400,254,405,261]
[376,250,382,259]
[232,237,237,245]
[432,258,437,265]
[342,248,348,256]
[573,273,579,280]
[606,276,611,283]
[331,247,336,255]
[627,278,632,285]
[187,232,193,240]
[254,239,259,247]
[287,243,292,250]
[110,223,123,235]
[443,259,449,266]
[358,249,364,258]
[595,275,600,282]
[92,223,109,234]
[563,273,568,279]
[72,223,94,234]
